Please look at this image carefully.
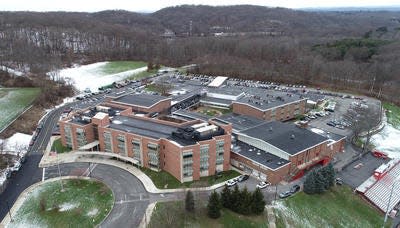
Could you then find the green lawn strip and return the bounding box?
[383,102,400,128]
[140,168,240,189]
[145,84,158,92]
[277,186,390,228]
[128,69,157,80]
[0,87,41,130]
[101,61,147,75]
[10,179,113,228]
[149,201,267,228]
[51,138,72,153]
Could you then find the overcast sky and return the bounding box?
[1,0,399,12]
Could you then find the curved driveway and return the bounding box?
[44,162,150,227]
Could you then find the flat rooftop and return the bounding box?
[206,86,245,96]
[215,114,264,132]
[113,94,170,108]
[108,115,177,140]
[240,121,328,155]
[232,141,290,170]
[200,97,232,106]
[234,88,305,111]
[173,110,211,122]
[108,115,197,146]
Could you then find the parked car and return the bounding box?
[256,181,271,189]
[326,121,336,127]
[290,184,301,193]
[279,191,292,199]
[335,177,343,185]
[237,174,249,182]
[226,180,238,187]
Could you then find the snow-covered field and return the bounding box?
[371,123,400,158]
[58,62,147,92]
[0,133,31,187]
[0,88,41,132]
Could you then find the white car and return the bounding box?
[256,181,271,189]
[226,180,238,187]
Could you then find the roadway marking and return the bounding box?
[115,198,149,204]
[42,167,46,182]
[83,163,98,176]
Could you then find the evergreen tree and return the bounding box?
[314,170,327,193]
[239,186,252,215]
[207,191,221,219]
[185,190,195,212]
[326,163,336,188]
[231,185,241,213]
[251,188,266,215]
[220,185,232,209]
[303,170,317,194]
[320,166,330,189]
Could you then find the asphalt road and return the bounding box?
[44,162,151,227]
[0,104,64,221]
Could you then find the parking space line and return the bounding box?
[42,167,46,182]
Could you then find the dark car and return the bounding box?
[237,174,249,182]
[290,184,301,193]
[326,121,336,127]
[335,177,343,185]
[279,191,292,199]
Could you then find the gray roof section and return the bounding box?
[200,97,232,106]
[215,114,264,132]
[113,94,170,108]
[240,121,328,155]
[108,115,197,145]
[232,141,290,170]
[108,115,176,139]
[206,86,245,96]
[173,110,210,122]
[234,88,305,111]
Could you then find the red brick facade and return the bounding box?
[232,99,306,121]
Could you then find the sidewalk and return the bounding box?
[40,141,238,194]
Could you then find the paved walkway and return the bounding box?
[39,147,237,194]
[1,176,91,227]
[266,206,276,228]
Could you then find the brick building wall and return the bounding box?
[232,99,306,121]
[230,152,290,184]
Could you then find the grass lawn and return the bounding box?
[0,87,41,131]
[128,69,157,80]
[197,107,232,117]
[51,138,72,153]
[149,201,268,228]
[9,179,114,228]
[140,168,240,189]
[274,186,391,228]
[384,102,400,128]
[145,84,159,92]
[100,61,147,74]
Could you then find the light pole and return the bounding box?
[383,176,400,228]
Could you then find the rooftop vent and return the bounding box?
[291,134,295,139]
[257,152,261,155]
[113,120,122,125]
[269,127,273,132]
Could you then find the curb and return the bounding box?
[138,202,156,228]
[1,176,94,226]
[40,152,239,194]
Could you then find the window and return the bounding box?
[132,139,141,164]
[116,135,126,155]
[64,125,73,148]
[103,131,112,152]
[182,150,193,177]
[148,143,159,169]
[200,145,209,171]
[216,140,225,165]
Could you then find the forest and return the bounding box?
[0,5,399,104]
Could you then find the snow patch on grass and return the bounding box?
[57,62,147,92]
[272,201,319,228]
[371,123,400,158]
[87,208,99,217]
[59,202,79,212]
